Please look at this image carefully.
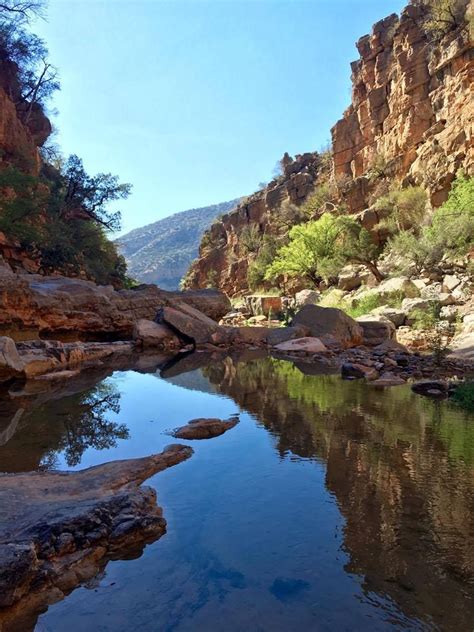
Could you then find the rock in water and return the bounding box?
[0,445,193,626]
[291,305,363,349]
[171,417,239,439]
[273,337,327,354]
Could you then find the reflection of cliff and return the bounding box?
[203,357,474,631]
[0,379,127,471]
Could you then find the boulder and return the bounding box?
[294,289,321,307]
[0,337,24,382]
[371,277,420,300]
[371,373,406,386]
[401,298,440,324]
[448,331,474,361]
[338,265,362,291]
[411,380,449,398]
[157,303,221,345]
[341,362,379,380]
[356,316,395,346]
[291,305,363,349]
[171,417,239,440]
[244,295,282,316]
[440,305,459,322]
[0,445,193,615]
[133,319,180,348]
[274,337,327,353]
[371,306,406,327]
[442,275,461,293]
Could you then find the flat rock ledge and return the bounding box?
[0,444,193,630]
[171,417,240,440]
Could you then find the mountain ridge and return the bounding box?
[116,198,240,290]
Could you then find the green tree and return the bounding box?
[337,215,385,281]
[264,213,343,286]
[0,1,59,119]
[58,155,131,231]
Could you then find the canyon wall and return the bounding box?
[186,1,473,296]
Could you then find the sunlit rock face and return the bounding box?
[331,1,473,209]
[187,1,472,296]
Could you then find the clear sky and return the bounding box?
[35,0,406,235]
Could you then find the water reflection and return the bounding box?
[0,379,128,471]
[200,357,474,631]
[0,354,472,631]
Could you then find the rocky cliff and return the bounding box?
[0,59,51,176]
[185,0,473,296]
[184,152,323,295]
[331,2,473,209]
[117,198,239,290]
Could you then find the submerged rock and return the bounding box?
[411,380,449,398]
[171,417,239,439]
[0,445,193,623]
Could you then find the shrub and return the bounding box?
[240,223,262,254]
[417,0,470,38]
[386,173,474,273]
[451,382,474,412]
[346,290,404,318]
[247,235,279,290]
[373,186,427,234]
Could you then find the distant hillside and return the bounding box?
[116,199,240,290]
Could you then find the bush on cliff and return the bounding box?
[387,173,474,273]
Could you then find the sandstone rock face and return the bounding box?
[0,63,49,177]
[132,320,180,349]
[244,295,283,317]
[331,2,472,208]
[0,264,230,341]
[291,305,363,349]
[0,445,193,622]
[171,417,239,440]
[356,316,395,346]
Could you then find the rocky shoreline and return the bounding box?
[0,265,472,630]
[0,445,193,632]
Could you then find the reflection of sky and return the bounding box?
[56,370,237,471]
[38,367,426,632]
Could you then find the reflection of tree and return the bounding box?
[203,356,474,631]
[40,381,129,468]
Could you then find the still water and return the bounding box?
[0,354,473,631]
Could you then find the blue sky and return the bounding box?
[35,0,406,235]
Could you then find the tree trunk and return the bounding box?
[366,261,385,282]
